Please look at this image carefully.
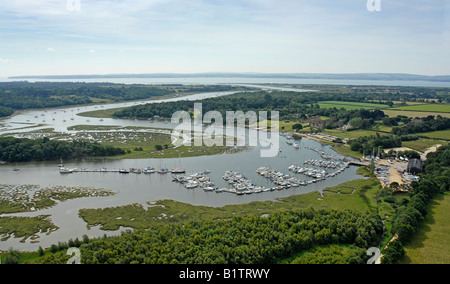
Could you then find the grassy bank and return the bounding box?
[79,176,382,231]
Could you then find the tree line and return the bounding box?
[382,144,449,263]
[0,82,173,114]
[0,106,14,117]
[112,90,387,124]
[0,137,125,163]
[0,82,251,117]
[28,208,383,264]
[349,134,403,156]
[392,115,450,136]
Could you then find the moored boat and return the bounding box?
[59,168,74,174]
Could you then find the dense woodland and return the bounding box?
[0,137,125,162]
[112,90,389,123]
[0,82,168,112]
[0,82,245,117]
[28,209,383,264]
[349,135,403,156]
[392,116,450,136]
[0,106,14,117]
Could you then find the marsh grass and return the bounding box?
[79,177,382,231]
[0,215,59,243]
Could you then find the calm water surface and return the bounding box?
[0,83,362,251]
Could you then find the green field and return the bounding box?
[421,129,450,141]
[330,144,364,160]
[402,139,443,152]
[318,101,390,110]
[383,109,450,119]
[390,104,450,113]
[78,107,127,118]
[402,192,450,264]
[323,128,390,140]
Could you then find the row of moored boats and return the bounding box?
[172,171,219,191]
[59,167,186,175]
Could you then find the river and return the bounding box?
[0,82,362,251]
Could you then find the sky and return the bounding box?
[0,0,449,77]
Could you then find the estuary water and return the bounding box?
[2,76,450,87]
[0,82,362,251]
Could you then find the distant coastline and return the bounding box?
[8,72,450,82]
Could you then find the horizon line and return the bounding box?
[7,72,450,82]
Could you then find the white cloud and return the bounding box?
[1,0,69,16]
[0,0,448,76]
[0,58,13,64]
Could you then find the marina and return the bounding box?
[0,87,362,251]
[256,167,304,188]
[58,167,163,175]
[222,170,267,195]
[172,171,217,191]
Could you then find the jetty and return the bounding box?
[58,167,164,174]
[348,160,370,167]
[306,146,347,161]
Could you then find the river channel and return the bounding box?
[0,85,361,251]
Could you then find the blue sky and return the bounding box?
[0,0,448,77]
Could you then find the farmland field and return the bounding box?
[318,101,390,110]
[402,139,443,152]
[389,104,450,113]
[323,128,391,140]
[383,109,450,119]
[421,129,450,141]
[402,192,450,264]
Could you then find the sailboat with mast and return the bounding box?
[144,159,156,174]
[58,158,64,168]
[171,154,186,174]
[158,168,169,174]
[158,159,169,174]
